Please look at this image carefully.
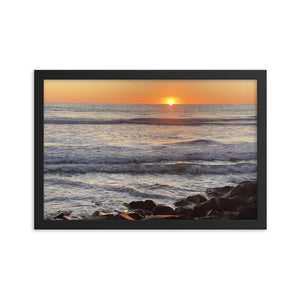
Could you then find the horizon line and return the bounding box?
[44,102,255,105]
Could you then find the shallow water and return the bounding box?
[44,103,257,217]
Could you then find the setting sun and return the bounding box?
[168,100,174,105]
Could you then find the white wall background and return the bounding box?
[1,1,299,299]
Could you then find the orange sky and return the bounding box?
[44,80,257,104]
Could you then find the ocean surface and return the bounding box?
[44,103,257,217]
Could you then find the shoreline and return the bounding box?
[46,181,257,221]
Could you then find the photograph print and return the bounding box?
[35,70,266,229]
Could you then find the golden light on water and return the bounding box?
[168,99,174,105]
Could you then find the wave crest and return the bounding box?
[45,117,256,126]
[44,151,257,165]
[45,162,257,175]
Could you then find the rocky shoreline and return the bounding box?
[46,181,257,221]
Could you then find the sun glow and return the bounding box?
[168,99,174,105]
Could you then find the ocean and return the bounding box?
[44,103,257,217]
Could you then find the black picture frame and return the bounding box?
[35,70,266,229]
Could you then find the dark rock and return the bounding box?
[227,181,257,199]
[127,211,145,220]
[132,209,145,217]
[51,210,71,220]
[207,210,223,219]
[142,215,194,220]
[235,206,257,219]
[193,198,222,217]
[186,194,207,205]
[118,213,135,220]
[127,201,144,209]
[174,199,189,207]
[144,200,158,210]
[206,186,233,197]
[127,200,157,211]
[206,198,223,211]
[175,207,197,218]
[193,204,208,217]
[247,196,257,207]
[219,196,248,211]
[91,210,107,218]
[153,205,175,215]
[88,213,117,220]
[88,216,109,220]
[67,216,82,220]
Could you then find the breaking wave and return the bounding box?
[44,162,257,175]
[45,117,256,126]
[44,151,257,165]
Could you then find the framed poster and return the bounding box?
[35,70,266,229]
